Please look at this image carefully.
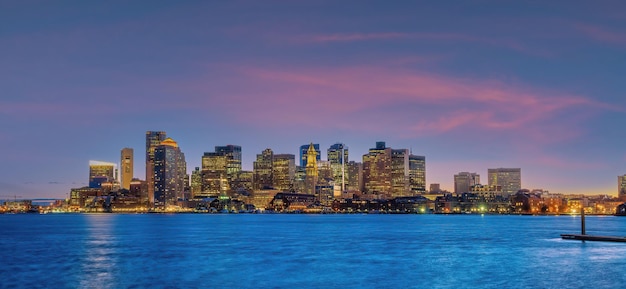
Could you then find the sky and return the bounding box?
[1,0,626,199]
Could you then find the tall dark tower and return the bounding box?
[146,131,166,206]
[305,143,318,196]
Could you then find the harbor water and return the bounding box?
[1,214,625,288]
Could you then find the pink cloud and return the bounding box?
[168,64,613,147]
[576,23,626,46]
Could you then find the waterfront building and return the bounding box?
[299,143,320,167]
[409,154,426,194]
[88,160,116,188]
[454,172,480,194]
[153,137,187,207]
[120,148,133,190]
[346,161,363,192]
[253,148,274,190]
[146,131,167,205]
[305,143,319,195]
[272,154,295,191]
[328,143,349,195]
[488,168,521,196]
[129,178,148,205]
[70,187,103,208]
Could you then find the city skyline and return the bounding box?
[2,1,626,199]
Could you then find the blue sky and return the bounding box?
[1,0,625,199]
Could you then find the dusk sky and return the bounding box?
[2,0,625,199]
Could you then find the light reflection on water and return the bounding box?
[1,214,625,288]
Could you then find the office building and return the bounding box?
[488,168,521,196]
[454,172,480,194]
[300,143,320,167]
[619,175,626,198]
[253,148,274,190]
[363,142,392,196]
[153,137,186,207]
[272,154,295,191]
[346,161,363,192]
[89,160,116,188]
[146,131,167,205]
[120,148,133,190]
[328,143,349,194]
[409,155,426,194]
[391,149,409,197]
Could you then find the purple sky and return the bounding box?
[2,0,626,199]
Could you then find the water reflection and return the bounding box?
[78,214,118,289]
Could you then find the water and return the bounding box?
[1,214,625,288]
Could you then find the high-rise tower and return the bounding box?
[409,154,426,194]
[328,143,348,194]
[120,148,133,190]
[153,137,186,207]
[619,175,626,199]
[146,131,167,205]
[488,168,521,196]
[300,144,320,167]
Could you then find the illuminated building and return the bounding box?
[146,131,167,205]
[89,160,116,188]
[328,143,349,196]
[488,168,521,196]
[293,166,307,193]
[409,154,426,194]
[201,152,228,195]
[215,145,242,180]
[305,143,318,195]
[346,161,363,192]
[153,137,187,207]
[363,142,392,196]
[272,154,295,191]
[390,149,409,197]
[190,167,203,198]
[253,148,273,190]
[300,143,320,167]
[120,148,133,190]
[619,175,626,198]
[454,172,480,194]
[233,170,254,192]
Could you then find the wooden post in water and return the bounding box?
[581,207,586,235]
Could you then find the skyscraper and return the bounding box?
[201,153,227,195]
[363,142,392,196]
[153,137,186,207]
[327,143,349,194]
[619,175,626,198]
[488,168,521,196]
[214,145,242,178]
[390,149,409,197]
[253,148,273,190]
[409,154,426,194]
[346,161,363,192]
[272,154,295,191]
[300,143,320,167]
[120,148,133,190]
[89,160,116,188]
[454,172,480,194]
[146,131,166,205]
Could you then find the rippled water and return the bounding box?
[1,214,625,288]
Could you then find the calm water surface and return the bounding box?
[1,214,625,288]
